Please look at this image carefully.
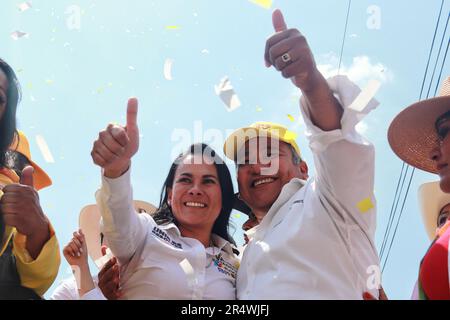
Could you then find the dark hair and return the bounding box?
[152,143,236,245]
[0,58,21,169]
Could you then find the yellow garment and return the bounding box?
[0,168,60,296]
[13,225,60,296]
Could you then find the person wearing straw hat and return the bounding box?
[0,58,60,299]
[51,201,156,300]
[388,76,450,300]
[222,9,380,299]
[411,181,450,300]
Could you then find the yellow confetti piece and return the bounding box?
[256,106,263,112]
[96,87,104,94]
[357,197,374,213]
[284,131,298,140]
[26,82,33,89]
[249,0,273,9]
[45,79,54,85]
[287,114,295,122]
[166,25,180,30]
[233,214,241,219]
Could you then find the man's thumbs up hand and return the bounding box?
[264,9,319,92]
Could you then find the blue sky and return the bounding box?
[1,0,449,299]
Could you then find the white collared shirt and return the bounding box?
[96,170,239,300]
[237,75,380,300]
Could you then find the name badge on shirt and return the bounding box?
[213,254,238,279]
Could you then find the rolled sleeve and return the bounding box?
[300,75,379,235]
[300,75,379,152]
[13,224,61,297]
[95,168,153,264]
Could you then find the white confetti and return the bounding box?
[348,80,381,112]
[94,248,114,269]
[128,66,135,71]
[11,31,28,40]
[179,258,196,287]
[35,135,55,163]
[214,76,241,112]
[164,58,174,81]
[18,2,32,12]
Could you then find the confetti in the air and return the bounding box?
[166,26,180,30]
[215,76,241,112]
[357,197,375,213]
[11,31,28,40]
[249,0,273,9]
[18,2,32,12]
[35,135,55,163]
[287,114,295,122]
[348,80,381,112]
[164,59,174,81]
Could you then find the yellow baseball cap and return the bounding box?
[223,122,301,161]
[9,131,52,190]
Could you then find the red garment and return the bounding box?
[419,221,450,300]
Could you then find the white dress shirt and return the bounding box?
[96,170,240,300]
[49,275,106,300]
[237,75,380,300]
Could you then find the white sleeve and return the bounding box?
[49,278,79,300]
[300,75,379,235]
[95,168,156,264]
[80,287,107,300]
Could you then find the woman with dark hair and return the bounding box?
[92,99,239,299]
[0,58,60,299]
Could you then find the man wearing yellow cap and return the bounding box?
[223,9,380,299]
[0,131,60,299]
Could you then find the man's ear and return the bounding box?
[299,161,309,180]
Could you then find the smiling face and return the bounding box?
[0,68,8,121]
[431,115,450,192]
[237,138,308,216]
[167,154,223,233]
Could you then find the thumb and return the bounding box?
[20,165,34,187]
[272,9,287,32]
[126,97,139,131]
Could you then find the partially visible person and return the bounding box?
[92,99,239,299]
[223,9,380,299]
[51,201,156,300]
[411,181,450,300]
[388,76,450,300]
[0,58,60,299]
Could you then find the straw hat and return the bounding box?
[9,130,52,190]
[79,200,157,265]
[418,181,450,240]
[388,76,450,173]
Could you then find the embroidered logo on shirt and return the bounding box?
[213,254,238,279]
[151,226,183,249]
